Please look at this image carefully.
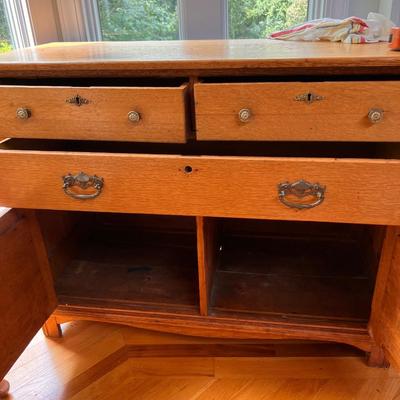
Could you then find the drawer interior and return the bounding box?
[36,210,382,326]
[206,218,379,323]
[0,77,187,87]
[3,138,400,159]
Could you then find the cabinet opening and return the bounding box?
[199,218,381,326]
[38,211,199,313]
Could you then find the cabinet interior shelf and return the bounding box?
[39,211,380,328]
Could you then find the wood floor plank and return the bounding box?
[214,357,397,379]
[355,378,400,400]
[193,378,253,400]
[71,360,216,400]
[126,357,215,377]
[6,322,125,399]
[110,378,216,400]
[70,362,146,400]
[311,379,366,399]
[266,379,327,400]
[229,379,287,400]
[4,321,400,400]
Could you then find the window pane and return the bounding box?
[98,0,179,41]
[229,0,308,39]
[0,1,12,53]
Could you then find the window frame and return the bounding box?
[389,0,400,25]
[25,0,391,44]
[4,0,35,49]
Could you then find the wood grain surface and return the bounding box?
[369,227,400,370]
[195,81,400,141]
[211,228,374,321]
[0,209,56,381]
[5,321,400,399]
[0,84,188,142]
[196,217,219,316]
[54,303,373,352]
[0,41,398,76]
[0,150,400,225]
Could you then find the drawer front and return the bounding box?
[195,81,400,141]
[0,85,188,142]
[0,150,400,225]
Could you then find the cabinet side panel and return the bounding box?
[369,226,400,370]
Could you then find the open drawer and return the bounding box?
[194,80,400,141]
[0,79,189,142]
[0,140,400,225]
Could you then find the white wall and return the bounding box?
[28,0,61,44]
[346,0,399,22]
[379,0,400,24]
[379,0,393,16]
[349,0,380,17]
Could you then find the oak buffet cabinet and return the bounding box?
[1,40,400,392]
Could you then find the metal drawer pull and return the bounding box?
[16,107,31,119]
[63,172,104,200]
[128,110,141,123]
[278,179,325,209]
[238,108,251,122]
[368,108,384,123]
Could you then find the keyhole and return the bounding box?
[184,165,193,174]
[307,93,312,102]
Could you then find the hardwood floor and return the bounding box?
[4,320,400,399]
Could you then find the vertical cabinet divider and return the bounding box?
[196,216,220,316]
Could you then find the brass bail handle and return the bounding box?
[62,172,104,200]
[278,180,325,209]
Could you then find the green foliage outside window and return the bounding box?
[0,1,12,53]
[98,0,307,42]
[229,0,308,39]
[98,0,179,41]
[97,0,309,41]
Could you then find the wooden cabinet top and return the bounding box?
[0,40,399,77]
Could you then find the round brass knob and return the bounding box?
[16,107,31,120]
[238,108,251,123]
[128,110,141,123]
[368,108,384,124]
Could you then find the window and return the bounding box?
[97,0,179,41]
[95,0,309,41]
[229,0,309,39]
[39,0,385,44]
[0,2,13,52]
[0,0,34,52]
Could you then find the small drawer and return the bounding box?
[195,81,400,141]
[0,83,189,142]
[0,140,400,225]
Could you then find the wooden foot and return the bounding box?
[366,346,390,368]
[0,380,10,398]
[42,316,62,338]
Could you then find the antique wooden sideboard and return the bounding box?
[1,40,400,393]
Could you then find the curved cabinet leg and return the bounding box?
[42,316,62,338]
[0,379,10,398]
[366,345,390,368]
